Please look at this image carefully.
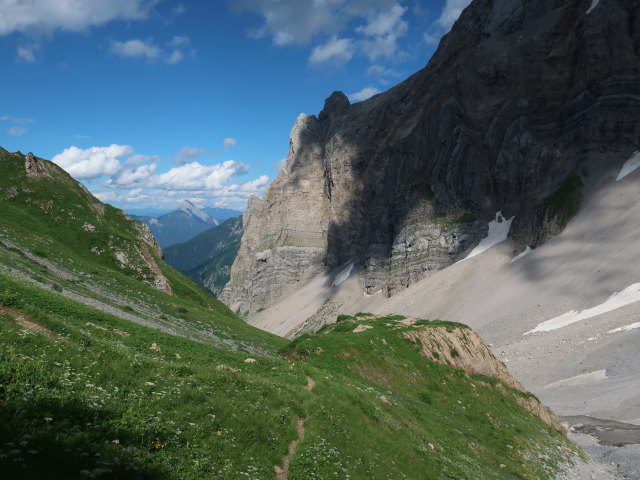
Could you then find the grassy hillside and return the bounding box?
[164,216,242,296]
[0,278,582,479]
[0,149,283,354]
[0,149,585,479]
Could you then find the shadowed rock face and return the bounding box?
[222,0,640,313]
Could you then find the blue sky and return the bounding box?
[0,0,470,212]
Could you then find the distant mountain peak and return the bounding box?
[174,199,211,223]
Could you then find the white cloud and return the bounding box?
[16,43,39,63]
[436,0,472,30]
[8,126,28,136]
[154,161,249,190]
[111,36,192,64]
[241,175,269,191]
[358,4,407,61]
[110,39,161,59]
[237,1,409,65]
[273,31,294,46]
[366,64,396,77]
[0,115,34,124]
[52,144,133,179]
[309,35,354,65]
[165,49,184,64]
[0,0,153,36]
[168,35,190,47]
[357,4,407,37]
[172,146,207,164]
[423,32,440,45]
[348,86,380,102]
[223,137,237,150]
[106,163,157,187]
[94,188,149,204]
[126,153,159,165]
[234,0,346,45]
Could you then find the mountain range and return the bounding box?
[164,216,243,297]
[131,200,242,248]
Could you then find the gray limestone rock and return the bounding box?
[222,0,640,313]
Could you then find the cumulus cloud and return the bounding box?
[172,146,209,164]
[233,0,347,45]
[357,4,407,37]
[436,0,472,30]
[126,153,159,165]
[94,188,149,204]
[309,35,354,65]
[240,175,269,191]
[223,137,237,150]
[106,163,157,187]
[110,36,192,64]
[111,39,160,59]
[52,144,134,179]
[237,1,409,66]
[358,4,407,61]
[154,161,249,190]
[168,35,190,47]
[348,86,380,102]
[16,43,39,63]
[366,64,397,77]
[0,0,153,36]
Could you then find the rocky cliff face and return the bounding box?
[222,0,640,313]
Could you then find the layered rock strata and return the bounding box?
[222,0,640,313]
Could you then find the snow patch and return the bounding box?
[586,0,599,14]
[332,262,354,287]
[525,283,640,334]
[465,211,514,260]
[544,369,607,389]
[616,151,640,181]
[609,322,640,334]
[511,246,531,263]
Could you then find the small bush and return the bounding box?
[336,314,354,323]
[418,392,433,404]
[450,348,460,358]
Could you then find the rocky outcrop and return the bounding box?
[25,152,56,179]
[404,323,564,433]
[222,0,640,313]
[404,325,524,392]
[4,149,173,294]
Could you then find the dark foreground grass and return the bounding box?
[0,273,581,480]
